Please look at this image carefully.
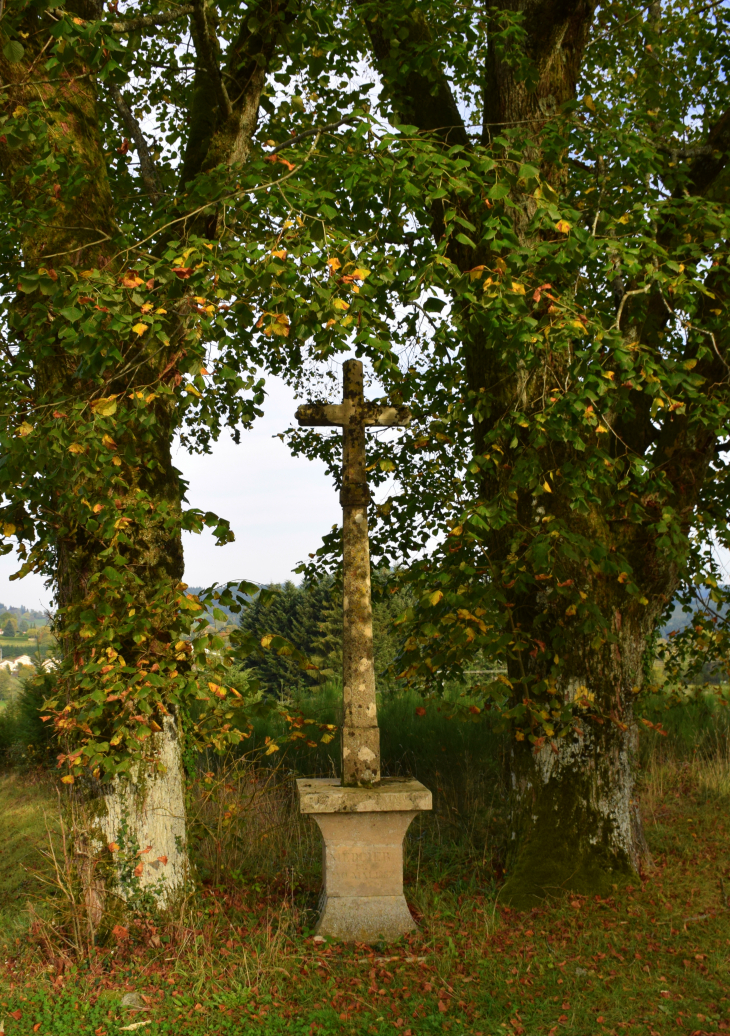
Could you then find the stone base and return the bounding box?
[317,895,417,943]
[297,777,432,944]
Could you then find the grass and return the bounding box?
[0,773,59,943]
[1,689,730,1035]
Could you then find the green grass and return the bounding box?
[1,770,729,1035]
[1,691,730,1034]
[0,774,58,945]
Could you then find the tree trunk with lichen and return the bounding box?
[501,613,657,907]
[0,0,287,917]
[0,9,191,913]
[358,0,723,902]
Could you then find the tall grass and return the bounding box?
[189,683,507,907]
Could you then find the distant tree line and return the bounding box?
[238,574,410,695]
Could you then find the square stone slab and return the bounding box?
[297,777,432,943]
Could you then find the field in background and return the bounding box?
[0,686,729,1034]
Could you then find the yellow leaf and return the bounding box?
[430,590,444,606]
[638,596,649,605]
[515,730,525,741]
[17,421,33,437]
[510,281,525,294]
[174,641,187,651]
[618,214,630,224]
[121,273,145,289]
[208,682,226,698]
[185,384,202,397]
[596,424,608,434]
[265,742,280,755]
[108,842,120,852]
[140,303,154,314]
[92,503,103,514]
[3,523,16,537]
[155,307,167,314]
[617,572,629,584]
[261,634,274,649]
[583,94,596,111]
[271,249,287,260]
[353,267,370,280]
[565,604,577,616]
[112,457,122,466]
[542,480,552,493]
[333,299,350,311]
[102,434,116,448]
[90,395,117,417]
[555,220,571,234]
[68,443,85,454]
[326,257,341,271]
[80,270,95,278]
[132,322,149,335]
[61,775,75,784]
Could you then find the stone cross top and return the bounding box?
[296,359,411,786]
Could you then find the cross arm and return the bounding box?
[296,402,412,428]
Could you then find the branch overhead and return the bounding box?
[358,3,468,148]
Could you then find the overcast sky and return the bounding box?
[0,375,347,612]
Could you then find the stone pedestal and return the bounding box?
[297,776,431,943]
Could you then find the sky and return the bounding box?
[0,375,347,612]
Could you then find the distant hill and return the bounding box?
[0,604,48,625]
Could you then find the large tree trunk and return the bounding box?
[501,618,654,907]
[99,716,188,908]
[0,0,286,920]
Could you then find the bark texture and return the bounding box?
[100,716,188,907]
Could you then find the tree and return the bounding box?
[3,618,17,637]
[0,0,337,909]
[286,0,730,905]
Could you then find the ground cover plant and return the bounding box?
[1,691,729,1035]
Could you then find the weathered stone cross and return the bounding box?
[296,359,411,786]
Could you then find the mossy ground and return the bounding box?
[1,735,729,1035]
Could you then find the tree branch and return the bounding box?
[689,106,730,196]
[109,83,160,201]
[269,116,358,154]
[109,5,194,34]
[356,3,468,148]
[190,0,233,121]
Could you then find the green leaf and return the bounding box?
[3,41,24,64]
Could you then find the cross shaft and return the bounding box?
[296,359,410,786]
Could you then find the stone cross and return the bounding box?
[296,359,411,786]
